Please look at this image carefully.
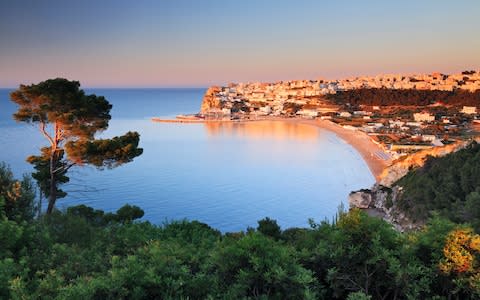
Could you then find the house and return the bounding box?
[413,112,435,122]
[421,135,436,142]
[461,106,477,114]
[339,112,352,118]
[297,109,319,118]
[406,121,421,127]
[354,111,369,116]
[342,125,358,131]
[389,120,405,127]
[258,106,272,115]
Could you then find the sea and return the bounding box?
[0,88,374,232]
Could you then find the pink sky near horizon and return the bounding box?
[1,0,479,88]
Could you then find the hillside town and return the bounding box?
[198,71,480,158]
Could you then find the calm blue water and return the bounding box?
[0,88,374,232]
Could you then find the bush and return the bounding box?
[257,217,282,240]
[0,163,36,222]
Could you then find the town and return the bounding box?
[198,70,480,159]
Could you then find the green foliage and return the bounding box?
[347,291,372,300]
[211,232,316,298]
[325,210,404,298]
[397,142,480,230]
[114,204,144,223]
[28,147,69,200]
[3,158,480,298]
[65,131,143,168]
[0,162,36,222]
[257,217,282,240]
[327,87,480,107]
[1,205,480,299]
[465,191,480,231]
[11,78,111,138]
[66,204,107,225]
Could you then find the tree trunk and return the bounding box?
[46,148,57,214]
[37,121,62,215]
[37,184,43,217]
[46,122,59,215]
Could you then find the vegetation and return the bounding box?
[3,80,480,298]
[397,142,480,230]
[1,162,480,299]
[327,88,480,107]
[10,78,143,214]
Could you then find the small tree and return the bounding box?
[257,217,282,240]
[11,78,143,214]
[0,162,36,222]
[440,228,480,297]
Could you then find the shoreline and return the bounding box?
[295,119,392,181]
[152,116,392,181]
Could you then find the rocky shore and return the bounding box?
[349,138,480,231]
[348,184,420,232]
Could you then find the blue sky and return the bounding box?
[0,0,479,87]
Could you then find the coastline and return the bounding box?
[295,119,392,181]
[152,116,392,181]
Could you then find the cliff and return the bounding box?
[349,185,421,232]
[200,86,223,114]
[351,139,480,231]
[379,140,469,187]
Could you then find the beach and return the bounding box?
[152,116,392,181]
[296,119,392,181]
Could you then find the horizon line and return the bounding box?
[1,68,478,90]
[0,86,210,90]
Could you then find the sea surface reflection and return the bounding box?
[0,89,375,232]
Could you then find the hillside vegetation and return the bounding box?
[1,162,480,299]
[327,88,480,107]
[396,142,480,231]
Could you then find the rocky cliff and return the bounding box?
[351,139,479,231]
[200,86,223,114]
[349,184,421,232]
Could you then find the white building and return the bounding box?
[221,108,231,115]
[389,120,405,127]
[461,106,477,114]
[421,135,437,142]
[413,112,435,122]
[258,106,272,115]
[339,112,352,118]
[297,109,319,118]
[406,121,422,127]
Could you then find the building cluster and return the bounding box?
[199,71,480,156]
[341,104,478,157]
[334,71,480,92]
[203,70,480,117]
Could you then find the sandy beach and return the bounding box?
[296,119,392,181]
[153,116,392,181]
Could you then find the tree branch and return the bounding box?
[39,122,55,146]
[52,162,76,174]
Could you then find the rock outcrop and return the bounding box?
[351,139,480,231]
[200,86,223,114]
[349,184,421,232]
[348,190,372,209]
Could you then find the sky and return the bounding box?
[0,0,479,88]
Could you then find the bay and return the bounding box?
[0,88,374,232]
